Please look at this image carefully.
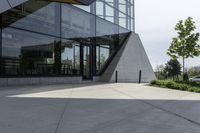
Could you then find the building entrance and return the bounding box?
[82,45,92,79]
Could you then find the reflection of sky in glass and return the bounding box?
[100,48,109,59]
[62,47,73,60]
[2,28,56,57]
[74,0,134,31]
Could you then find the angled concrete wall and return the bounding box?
[99,32,156,83]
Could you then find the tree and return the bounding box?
[167,17,200,75]
[164,59,182,80]
[155,65,167,80]
[188,66,200,77]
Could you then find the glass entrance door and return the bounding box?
[82,45,92,79]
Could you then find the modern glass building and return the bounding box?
[0,0,155,85]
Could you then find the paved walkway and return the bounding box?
[1,83,200,133]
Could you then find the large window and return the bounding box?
[95,0,134,31]
[96,17,119,73]
[61,39,80,75]
[62,4,95,39]
[96,1,104,18]
[74,0,135,31]
[96,45,110,72]
[2,1,61,37]
[1,28,60,76]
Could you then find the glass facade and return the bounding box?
[0,0,131,78]
[1,28,60,76]
[75,0,135,31]
[61,40,80,75]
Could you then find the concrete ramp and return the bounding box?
[99,32,156,83]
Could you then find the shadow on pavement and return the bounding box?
[0,83,111,98]
[0,96,200,133]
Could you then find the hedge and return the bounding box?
[150,80,200,93]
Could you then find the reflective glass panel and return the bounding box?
[96,17,119,73]
[1,27,60,76]
[62,4,95,39]
[61,39,80,75]
[2,1,61,37]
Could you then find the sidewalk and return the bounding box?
[0,83,200,133]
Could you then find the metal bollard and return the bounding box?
[115,70,118,83]
[139,70,142,84]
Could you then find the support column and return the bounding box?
[0,14,2,76]
[103,0,106,19]
[54,3,61,75]
[114,0,119,25]
[132,0,135,31]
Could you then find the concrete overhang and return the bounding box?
[0,0,95,14]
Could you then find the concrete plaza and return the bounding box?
[0,83,200,133]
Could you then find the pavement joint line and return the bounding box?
[79,96,197,133]
[54,86,75,133]
[1,84,200,132]
[79,105,154,133]
[112,87,200,127]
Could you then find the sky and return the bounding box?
[135,0,200,70]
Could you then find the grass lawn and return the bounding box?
[150,80,200,93]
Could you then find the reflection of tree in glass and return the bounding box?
[47,58,54,64]
[62,58,72,67]
[100,53,107,68]
[74,50,80,70]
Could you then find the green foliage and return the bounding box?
[167,17,200,73]
[164,59,181,80]
[177,80,200,87]
[188,66,200,77]
[167,17,200,59]
[150,80,200,93]
[183,73,189,81]
[155,65,167,80]
[150,80,157,85]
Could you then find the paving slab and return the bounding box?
[0,83,200,133]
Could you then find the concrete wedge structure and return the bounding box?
[99,32,156,83]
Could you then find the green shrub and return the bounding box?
[195,88,200,93]
[166,81,176,89]
[179,84,189,91]
[157,80,165,87]
[177,80,200,87]
[150,80,200,93]
[150,80,157,85]
[183,73,189,81]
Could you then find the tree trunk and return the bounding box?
[183,57,185,80]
